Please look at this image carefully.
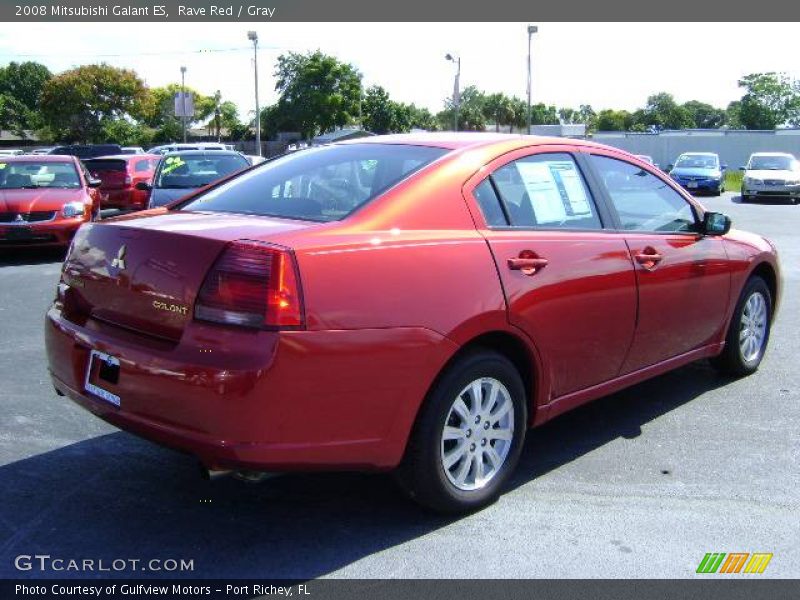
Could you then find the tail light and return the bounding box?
[194,240,304,330]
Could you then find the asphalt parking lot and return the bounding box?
[0,192,798,579]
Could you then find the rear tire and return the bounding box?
[711,276,772,377]
[396,350,527,513]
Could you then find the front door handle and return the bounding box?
[508,254,548,276]
[633,247,663,270]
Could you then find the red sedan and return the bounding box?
[0,155,100,247]
[83,154,159,212]
[45,134,780,512]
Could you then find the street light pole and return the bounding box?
[247,30,261,157]
[180,66,187,143]
[445,53,461,132]
[527,25,538,135]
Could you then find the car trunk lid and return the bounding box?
[84,159,128,190]
[61,211,314,340]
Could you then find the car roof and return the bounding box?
[0,155,76,163]
[678,151,718,156]
[156,150,245,158]
[336,132,612,152]
[84,154,159,161]
[750,152,794,157]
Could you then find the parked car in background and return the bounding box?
[148,142,229,155]
[29,147,55,155]
[740,152,800,204]
[668,152,727,195]
[121,146,146,155]
[140,150,250,208]
[0,149,25,156]
[635,154,654,164]
[48,144,123,160]
[0,155,101,247]
[45,133,780,512]
[83,154,159,212]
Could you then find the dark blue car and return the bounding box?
[140,150,250,208]
[668,152,727,195]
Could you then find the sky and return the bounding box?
[1,22,798,122]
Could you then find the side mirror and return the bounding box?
[739,166,747,171]
[88,178,102,188]
[666,164,674,171]
[702,211,731,236]
[135,181,152,191]
[720,164,728,171]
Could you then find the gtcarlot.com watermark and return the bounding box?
[14,554,194,573]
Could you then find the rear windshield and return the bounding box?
[155,154,249,189]
[179,144,449,222]
[0,161,80,189]
[84,159,127,173]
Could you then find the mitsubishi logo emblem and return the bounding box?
[14,214,24,223]
[111,244,127,270]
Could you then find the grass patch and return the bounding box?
[725,170,743,190]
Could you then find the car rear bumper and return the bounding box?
[674,179,722,192]
[45,305,456,471]
[0,217,84,247]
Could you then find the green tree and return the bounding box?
[737,72,800,129]
[596,109,634,131]
[640,92,694,130]
[40,64,146,143]
[438,85,487,131]
[682,100,726,129]
[0,94,29,137]
[483,93,516,132]
[137,83,215,142]
[362,85,396,134]
[0,61,52,128]
[274,50,362,139]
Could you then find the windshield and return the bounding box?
[675,154,718,169]
[154,154,249,189]
[0,161,81,189]
[179,144,449,222]
[749,155,797,171]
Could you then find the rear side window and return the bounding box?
[180,144,448,222]
[589,154,697,233]
[489,153,602,229]
[472,179,507,227]
[134,159,155,172]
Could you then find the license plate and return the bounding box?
[84,350,121,407]
[687,182,698,189]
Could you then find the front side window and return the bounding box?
[0,161,80,189]
[590,154,698,233]
[180,144,448,222]
[488,153,602,229]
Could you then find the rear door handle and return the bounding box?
[508,255,548,275]
[633,248,663,270]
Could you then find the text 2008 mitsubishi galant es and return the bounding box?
[45,133,780,512]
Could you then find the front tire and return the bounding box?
[711,276,772,377]
[396,350,527,513]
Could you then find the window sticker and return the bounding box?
[161,156,186,175]
[0,163,6,169]
[515,160,591,224]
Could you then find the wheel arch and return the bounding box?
[749,261,779,321]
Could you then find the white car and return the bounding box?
[740,152,800,204]
[121,146,146,155]
[0,149,25,156]
[149,142,229,155]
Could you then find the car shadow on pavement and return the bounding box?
[0,247,66,267]
[0,361,728,579]
[730,194,797,205]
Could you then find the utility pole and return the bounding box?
[180,66,187,142]
[248,31,261,156]
[527,25,538,135]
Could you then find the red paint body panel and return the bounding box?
[43,134,782,472]
[86,154,159,211]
